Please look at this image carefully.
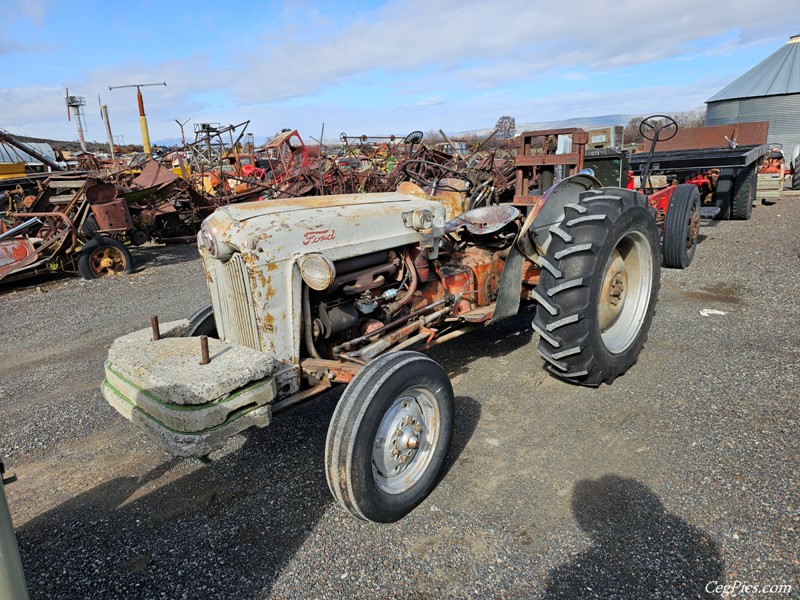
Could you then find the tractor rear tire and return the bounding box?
[792,156,800,191]
[662,184,700,269]
[531,188,661,386]
[731,166,755,220]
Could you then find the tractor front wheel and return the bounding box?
[325,351,454,523]
[532,188,661,386]
[187,304,217,337]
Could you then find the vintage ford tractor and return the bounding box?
[102,174,661,522]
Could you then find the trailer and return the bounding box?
[627,121,770,221]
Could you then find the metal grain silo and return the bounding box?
[706,35,800,151]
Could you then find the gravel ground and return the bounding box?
[1,199,798,599]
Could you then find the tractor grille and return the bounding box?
[207,253,261,351]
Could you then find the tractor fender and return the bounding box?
[517,172,602,259]
[490,173,601,324]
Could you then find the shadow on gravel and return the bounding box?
[542,475,724,599]
[0,271,72,295]
[16,391,480,598]
[426,307,537,380]
[441,395,481,479]
[17,394,339,598]
[131,242,200,273]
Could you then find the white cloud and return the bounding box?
[215,0,797,103]
[414,96,445,107]
[558,72,588,81]
[0,0,50,23]
[0,39,26,55]
[1,0,798,141]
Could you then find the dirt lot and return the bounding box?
[1,199,798,599]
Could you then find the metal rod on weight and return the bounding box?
[151,316,160,341]
[200,336,210,365]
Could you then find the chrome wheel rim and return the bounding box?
[598,231,653,353]
[372,386,441,495]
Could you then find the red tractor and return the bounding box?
[631,115,700,270]
[513,116,700,270]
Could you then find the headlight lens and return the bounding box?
[200,226,217,256]
[299,253,336,290]
[199,224,236,260]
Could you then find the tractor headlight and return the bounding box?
[199,227,217,255]
[299,253,336,291]
[199,224,236,261]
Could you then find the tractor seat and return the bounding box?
[445,205,521,235]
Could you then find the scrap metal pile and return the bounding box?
[1,122,516,283]
[0,173,136,282]
[277,130,516,203]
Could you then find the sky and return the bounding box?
[0,0,797,146]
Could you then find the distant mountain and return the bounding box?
[151,137,184,147]
[516,114,634,132]
[451,114,634,138]
[151,134,277,148]
[451,109,706,138]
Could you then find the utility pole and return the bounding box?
[108,82,166,157]
[98,96,116,161]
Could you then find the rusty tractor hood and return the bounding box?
[200,191,447,264]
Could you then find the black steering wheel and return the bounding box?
[403,130,424,145]
[639,115,678,142]
[401,159,472,193]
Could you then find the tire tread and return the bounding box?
[531,188,660,386]
[325,352,453,522]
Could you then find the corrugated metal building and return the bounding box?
[706,35,800,151]
[0,142,57,168]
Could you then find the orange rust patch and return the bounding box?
[202,264,214,284]
[521,261,541,286]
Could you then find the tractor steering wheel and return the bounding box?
[403,130,424,145]
[401,159,472,193]
[639,115,678,142]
